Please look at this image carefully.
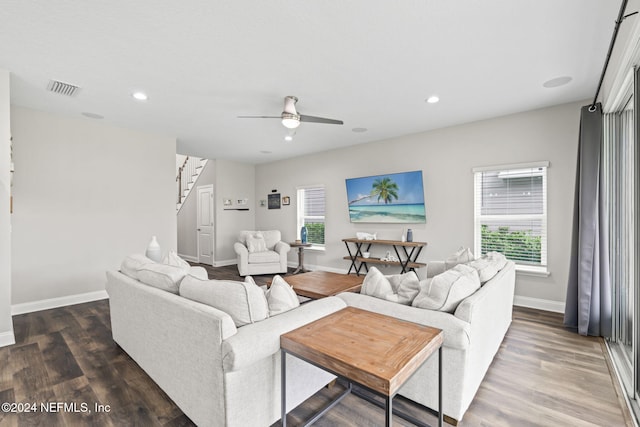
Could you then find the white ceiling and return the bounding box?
[0,1,620,164]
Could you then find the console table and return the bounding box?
[342,238,427,276]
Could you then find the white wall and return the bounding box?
[214,159,255,264]
[177,159,255,265]
[11,106,177,306]
[256,101,582,307]
[0,70,14,346]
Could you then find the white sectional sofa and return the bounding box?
[337,260,516,424]
[106,252,514,426]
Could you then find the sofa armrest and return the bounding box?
[234,241,248,256]
[189,266,208,280]
[221,296,347,372]
[274,241,291,255]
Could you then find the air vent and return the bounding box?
[46,80,80,97]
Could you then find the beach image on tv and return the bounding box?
[346,170,426,223]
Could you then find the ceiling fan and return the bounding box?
[238,96,344,129]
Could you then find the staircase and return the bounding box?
[176,156,208,212]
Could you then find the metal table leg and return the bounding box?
[281,349,287,427]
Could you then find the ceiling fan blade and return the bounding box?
[299,114,344,125]
[237,115,281,119]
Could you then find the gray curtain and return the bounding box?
[564,103,612,337]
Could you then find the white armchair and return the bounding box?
[233,230,291,276]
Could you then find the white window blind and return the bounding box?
[473,162,548,272]
[297,186,325,246]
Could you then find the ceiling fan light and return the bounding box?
[282,117,300,129]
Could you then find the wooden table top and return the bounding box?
[282,271,364,299]
[281,307,443,396]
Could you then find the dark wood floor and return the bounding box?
[0,265,633,426]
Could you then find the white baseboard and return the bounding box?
[214,259,237,267]
[12,290,109,316]
[0,330,15,347]
[178,253,199,263]
[513,295,565,313]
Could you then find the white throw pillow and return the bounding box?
[467,251,508,283]
[163,250,191,273]
[246,233,267,253]
[361,267,395,301]
[120,254,155,280]
[265,275,300,316]
[360,267,420,305]
[412,264,480,313]
[445,247,475,270]
[136,263,188,294]
[179,275,269,327]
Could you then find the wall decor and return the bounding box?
[260,199,266,207]
[345,170,426,223]
[282,196,290,206]
[223,197,250,210]
[268,193,281,209]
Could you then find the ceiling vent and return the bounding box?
[46,80,80,97]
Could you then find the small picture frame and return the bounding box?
[260,199,266,207]
[282,196,290,206]
[268,193,281,209]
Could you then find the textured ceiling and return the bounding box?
[0,1,620,163]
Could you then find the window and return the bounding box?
[297,185,325,248]
[473,162,548,273]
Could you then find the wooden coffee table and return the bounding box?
[280,307,444,427]
[281,271,363,299]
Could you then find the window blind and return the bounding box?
[474,165,548,269]
[297,186,326,245]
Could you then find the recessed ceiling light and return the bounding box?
[543,76,572,88]
[352,127,368,133]
[132,91,148,101]
[426,96,439,104]
[81,112,104,119]
[284,135,293,142]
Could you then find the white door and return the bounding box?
[197,185,214,265]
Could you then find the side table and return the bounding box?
[289,242,312,274]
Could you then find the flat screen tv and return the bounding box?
[345,170,426,223]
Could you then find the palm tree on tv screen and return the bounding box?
[371,177,399,204]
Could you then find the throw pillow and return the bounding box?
[412,264,480,313]
[246,233,267,253]
[360,267,420,305]
[163,250,191,273]
[467,251,508,283]
[265,275,300,316]
[180,276,269,327]
[120,254,155,280]
[136,263,188,294]
[360,267,395,301]
[445,247,475,270]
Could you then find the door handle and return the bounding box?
[197,228,201,231]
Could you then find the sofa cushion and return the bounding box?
[360,267,420,305]
[120,254,155,280]
[248,250,281,264]
[467,251,508,283]
[413,264,480,313]
[162,250,191,273]
[246,233,268,253]
[239,230,282,251]
[137,263,188,294]
[445,247,474,270]
[337,292,470,350]
[180,275,269,327]
[265,275,300,316]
